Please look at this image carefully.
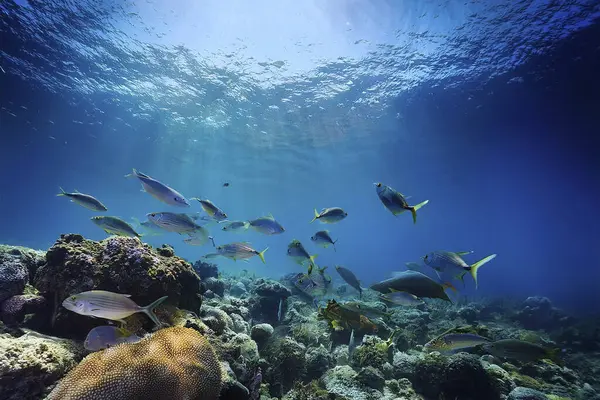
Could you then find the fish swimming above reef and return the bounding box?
[84,325,141,351]
[370,270,455,302]
[147,212,208,236]
[424,333,491,355]
[57,187,107,211]
[62,290,168,327]
[423,251,497,289]
[248,214,285,235]
[91,216,141,238]
[310,207,348,224]
[221,220,250,233]
[126,168,190,207]
[287,239,318,271]
[190,197,227,221]
[481,339,561,363]
[203,242,268,264]
[378,290,423,306]
[338,301,391,319]
[374,182,429,224]
[311,230,337,251]
[335,265,362,298]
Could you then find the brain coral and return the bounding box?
[46,326,223,400]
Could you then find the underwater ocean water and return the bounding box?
[1,1,600,400]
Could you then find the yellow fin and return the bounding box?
[469,254,497,289]
[310,208,319,223]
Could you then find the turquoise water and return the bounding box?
[1,0,600,312]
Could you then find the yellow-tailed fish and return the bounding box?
[91,216,141,238]
[221,220,250,233]
[248,214,285,235]
[190,197,227,221]
[287,239,317,270]
[311,230,337,251]
[374,182,428,223]
[310,207,348,224]
[57,188,107,211]
[62,290,167,327]
[84,325,141,351]
[482,339,561,363]
[423,333,491,354]
[146,212,206,235]
[423,251,497,289]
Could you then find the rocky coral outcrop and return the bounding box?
[0,245,45,303]
[46,326,222,400]
[33,234,201,338]
[0,330,84,400]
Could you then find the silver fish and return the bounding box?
[221,220,250,233]
[278,299,283,321]
[57,187,107,211]
[248,214,285,235]
[423,251,497,289]
[379,290,423,306]
[191,197,227,221]
[126,168,189,207]
[62,290,167,327]
[310,230,337,251]
[183,229,210,246]
[374,182,428,223]
[311,207,348,224]
[146,212,205,235]
[334,265,362,297]
[204,242,268,264]
[84,325,141,351]
[91,216,141,238]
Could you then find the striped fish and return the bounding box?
[57,188,107,211]
[146,212,206,235]
[62,290,167,327]
[91,216,141,238]
[126,168,189,207]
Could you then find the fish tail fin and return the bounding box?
[258,247,269,264]
[243,222,250,230]
[442,282,457,293]
[333,240,337,252]
[57,187,67,196]
[409,200,430,224]
[141,295,168,327]
[124,168,137,178]
[309,254,318,268]
[310,209,319,223]
[469,254,497,289]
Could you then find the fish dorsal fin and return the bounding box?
[455,251,474,256]
[267,213,275,220]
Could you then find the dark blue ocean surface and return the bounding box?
[1,0,599,313]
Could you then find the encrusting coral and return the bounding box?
[46,326,223,400]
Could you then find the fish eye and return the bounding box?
[376,183,381,187]
[70,296,76,301]
[151,213,156,217]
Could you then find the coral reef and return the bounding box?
[33,234,201,337]
[46,326,222,399]
[0,329,84,400]
[0,245,45,303]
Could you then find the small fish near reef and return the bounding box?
[481,339,561,363]
[84,325,141,351]
[317,299,378,333]
[334,265,362,298]
[287,239,318,271]
[374,182,429,223]
[221,220,250,233]
[57,187,107,211]
[311,230,337,251]
[423,251,497,289]
[379,290,423,306]
[126,168,190,207]
[203,242,268,264]
[147,212,208,236]
[190,197,228,221]
[370,270,455,302]
[424,333,491,355]
[248,214,285,235]
[91,216,141,238]
[62,290,168,327]
[311,207,348,224]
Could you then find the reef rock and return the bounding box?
[0,245,45,303]
[193,259,219,279]
[0,294,48,326]
[33,234,202,338]
[46,326,222,400]
[507,386,548,400]
[249,279,292,324]
[0,330,84,400]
